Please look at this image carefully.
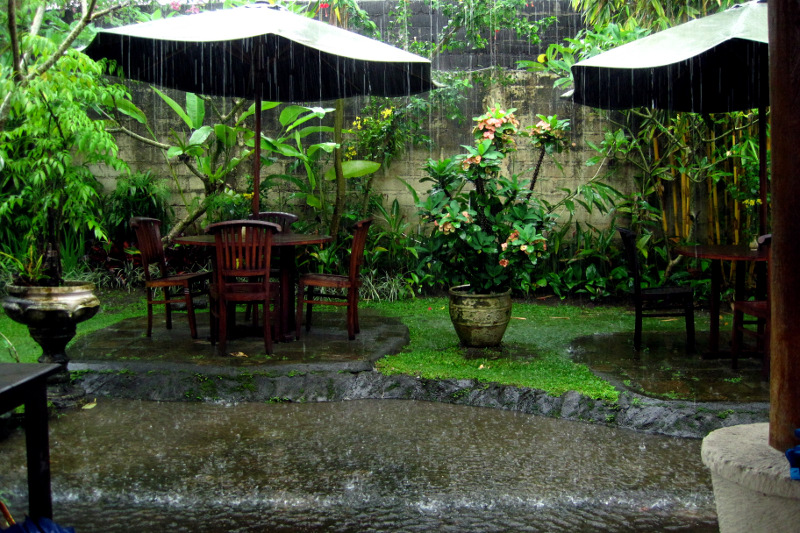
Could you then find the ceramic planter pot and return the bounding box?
[2,282,100,366]
[448,285,512,347]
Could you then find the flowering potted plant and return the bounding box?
[416,106,569,346]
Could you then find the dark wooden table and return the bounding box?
[173,232,333,341]
[674,244,767,356]
[0,363,61,521]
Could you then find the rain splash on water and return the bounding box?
[1,398,717,532]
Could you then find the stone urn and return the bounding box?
[2,282,100,366]
[448,285,512,348]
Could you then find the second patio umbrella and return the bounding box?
[571,0,769,232]
[84,2,433,212]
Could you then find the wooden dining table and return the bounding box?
[173,232,333,342]
[673,243,767,357]
[0,363,62,521]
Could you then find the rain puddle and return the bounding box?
[1,399,717,532]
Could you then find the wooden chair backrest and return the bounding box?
[617,227,643,298]
[205,220,281,287]
[130,217,167,281]
[249,211,299,232]
[348,219,373,284]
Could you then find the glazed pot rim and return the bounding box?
[448,284,512,297]
[6,281,97,294]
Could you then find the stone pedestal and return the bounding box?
[702,423,800,532]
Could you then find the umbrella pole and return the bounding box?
[759,103,768,235]
[252,97,262,216]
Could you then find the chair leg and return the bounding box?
[295,281,304,340]
[352,288,360,335]
[209,299,218,346]
[305,288,314,333]
[217,299,228,357]
[184,285,198,339]
[347,288,357,340]
[634,307,643,351]
[146,288,154,337]
[263,294,273,355]
[164,287,173,330]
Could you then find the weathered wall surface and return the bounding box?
[96,1,630,232]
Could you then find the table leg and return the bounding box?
[24,380,52,521]
[279,246,297,341]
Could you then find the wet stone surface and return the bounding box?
[69,309,408,371]
[570,331,769,403]
[64,309,769,439]
[1,399,719,532]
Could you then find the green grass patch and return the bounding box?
[364,297,636,403]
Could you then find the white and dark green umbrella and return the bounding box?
[84,2,432,212]
[571,0,769,230]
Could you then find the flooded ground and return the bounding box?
[571,330,769,402]
[2,398,717,532]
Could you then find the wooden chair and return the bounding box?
[244,212,298,322]
[617,227,696,352]
[249,211,299,231]
[205,220,281,356]
[296,218,372,340]
[129,217,211,339]
[731,234,771,377]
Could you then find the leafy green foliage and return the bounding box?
[424,0,556,59]
[0,30,129,284]
[414,107,568,295]
[104,171,173,245]
[570,0,742,31]
[517,23,650,88]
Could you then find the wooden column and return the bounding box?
[768,0,800,451]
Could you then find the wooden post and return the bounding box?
[768,0,800,451]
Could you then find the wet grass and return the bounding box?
[367,298,644,403]
[1,289,710,404]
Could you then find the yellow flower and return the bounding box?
[381,107,393,119]
[537,53,546,63]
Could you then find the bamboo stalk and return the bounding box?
[653,138,669,237]
[670,152,680,237]
[681,135,689,239]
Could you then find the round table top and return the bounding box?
[173,232,333,247]
[673,243,767,262]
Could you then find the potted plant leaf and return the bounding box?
[415,106,570,346]
[0,0,129,367]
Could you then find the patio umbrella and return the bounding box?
[571,0,769,232]
[84,2,432,213]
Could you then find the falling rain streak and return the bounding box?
[0,399,716,532]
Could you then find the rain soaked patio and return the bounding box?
[1,302,770,532]
[3,0,800,530]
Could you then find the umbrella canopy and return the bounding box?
[84,2,432,101]
[84,2,432,213]
[572,0,768,113]
[570,0,769,232]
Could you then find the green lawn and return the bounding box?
[367,298,642,402]
[1,290,708,404]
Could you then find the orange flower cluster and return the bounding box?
[474,108,520,140]
[461,154,481,171]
